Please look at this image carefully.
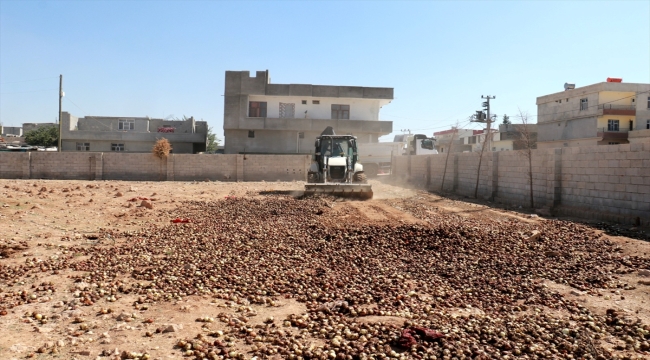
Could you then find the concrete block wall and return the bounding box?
[243,155,310,182]
[456,152,491,198]
[559,143,650,222]
[30,152,100,180]
[0,152,27,179]
[0,152,309,183]
[496,150,552,207]
[172,154,237,181]
[391,142,650,225]
[103,153,165,181]
[407,156,430,186]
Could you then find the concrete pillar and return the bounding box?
[552,148,562,208]
[166,154,174,181]
[426,156,431,189]
[95,153,103,180]
[544,148,563,210]
[491,151,499,200]
[407,154,412,179]
[452,154,459,192]
[89,155,96,180]
[304,155,310,181]
[22,152,31,179]
[236,155,244,181]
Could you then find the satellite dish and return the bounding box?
[564,83,575,90]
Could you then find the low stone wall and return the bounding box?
[0,153,310,182]
[392,142,650,226]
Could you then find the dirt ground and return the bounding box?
[0,178,649,359]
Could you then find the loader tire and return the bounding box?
[353,173,368,184]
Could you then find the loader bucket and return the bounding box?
[304,183,373,200]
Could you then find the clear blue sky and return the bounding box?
[1,0,649,141]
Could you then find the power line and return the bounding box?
[0,88,58,94]
[64,97,88,116]
[0,76,59,85]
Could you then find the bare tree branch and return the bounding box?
[440,121,459,192]
[516,108,537,208]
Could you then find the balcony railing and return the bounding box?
[236,118,393,134]
[598,104,636,116]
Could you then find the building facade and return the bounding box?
[434,128,478,153]
[536,81,650,149]
[490,124,538,152]
[59,112,207,153]
[223,70,393,154]
[0,126,23,137]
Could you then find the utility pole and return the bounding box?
[58,74,63,152]
[472,95,495,198]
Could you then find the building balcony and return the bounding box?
[598,104,636,116]
[235,118,393,135]
[597,127,629,141]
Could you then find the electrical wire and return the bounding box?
[386,90,650,131]
[0,76,59,85]
[0,88,58,94]
[64,97,88,116]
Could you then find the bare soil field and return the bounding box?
[0,179,649,360]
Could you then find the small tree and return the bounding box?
[152,138,171,180]
[516,109,536,208]
[24,126,58,147]
[502,114,511,125]
[440,121,460,192]
[206,127,221,153]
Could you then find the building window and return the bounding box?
[647,96,650,109]
[279,103,295,118]
[580,98,588,110]
[646,119,650,129]
[608,142,620,145]
[312,100,320,105]
[607,119,619,131]
[468,136,477,144]
[248,102,267,117]
[248,130,255,138]
[301,100,307,105]
[111,143,124,151]
[76,142,90,151]
[118,119,134,130]
[331,104,350,120]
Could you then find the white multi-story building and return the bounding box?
[222,70,393,154]
[536,80,650,149]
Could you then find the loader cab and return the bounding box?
[314,135,359,170]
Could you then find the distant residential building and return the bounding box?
[0,126,23,137]
[536,80,650,149]
[223,70,393,154]
[58,112,207,153]
[490,124,538,152]
[433,125,536,153]
[433,128,478,153]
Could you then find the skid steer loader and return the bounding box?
[305,127,373,199]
